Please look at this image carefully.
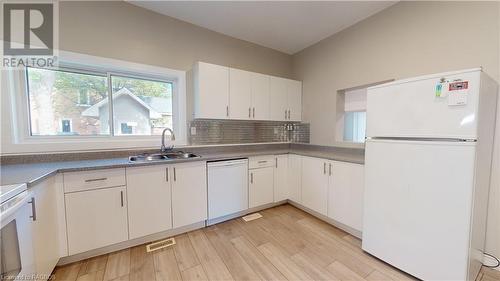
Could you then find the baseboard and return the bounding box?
[287,200,362,239]
[207,200,287,226]
[57,221,206,266]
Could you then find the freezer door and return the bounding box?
[362,139,476,281]
[367,70,480,139]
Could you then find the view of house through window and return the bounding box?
[27,67,109,136]
[26,67,174,137]
[110,75,173,136]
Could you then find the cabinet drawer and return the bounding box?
[249,156,275,169]
[63,168,126,193]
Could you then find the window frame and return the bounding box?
[5,51,187,154]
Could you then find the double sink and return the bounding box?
[129,151,200,162]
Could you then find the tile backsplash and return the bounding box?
[188,119,310,145]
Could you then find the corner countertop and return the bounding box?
[0,143,364,187]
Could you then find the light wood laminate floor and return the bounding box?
[53,204,500,281]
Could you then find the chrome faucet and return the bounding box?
[161,127,176,152]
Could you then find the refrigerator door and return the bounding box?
[362,139,476,281]
[367,70,480,139]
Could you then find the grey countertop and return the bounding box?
[0,143,364,187]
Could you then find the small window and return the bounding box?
[336,87,367,143]
[120,123,133,134]
[111,75,173,136]
[61,119,72,133]
[343,111,366,143]
[78,89,90,106]
[26,67,108,136]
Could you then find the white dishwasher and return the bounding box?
[207,159,248,224]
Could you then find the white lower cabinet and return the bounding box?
[65,186,128,255]
[301,156,329,216]
[249,167,274,208]
[274,155,288,202]
[126,165,172,239]
[328,161,365,231]
[288,154,302,203]
[171,162,207,228]
[127,162,207,236]
[30,177,60,279]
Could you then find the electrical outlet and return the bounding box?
[190,126,197,135]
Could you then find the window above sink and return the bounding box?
[2,51,187,154]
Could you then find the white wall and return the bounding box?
[485,3,500,261]
[293,1,500,260]
[59,1,293,78]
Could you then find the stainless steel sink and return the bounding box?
[163,152,199,159]
[129,151,200,162]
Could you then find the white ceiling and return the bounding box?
[129,1,396,55]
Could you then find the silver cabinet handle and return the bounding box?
[275,158,278,168]
[285,110,287,120]
[28,197,36,221]
[323,163,326,174]
[120,191,124,207]
[250,172,253,184]
[166,167,169,182]
[85,177,107,182]
[174,167,176,182]
[248,107,251,118]
[226,106,229,117]
[329,163,332,176]
[288,110,291,119]
[253,107,255,118]
[258,160,268,164]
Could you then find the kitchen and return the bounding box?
[1,1,499,281]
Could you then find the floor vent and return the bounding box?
[242,213,263,222]
[146,237,176,253]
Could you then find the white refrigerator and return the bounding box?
[362,68,498,281]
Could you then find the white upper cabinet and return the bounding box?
[251,73,270,120]
[126,165,172,239]
[230,69,271,120]
[269,76,289,121]
[194,62,300,121]
[194,62,230,119]
[287,79,302,121]
[269,76,302,121]
[229,68,252,119]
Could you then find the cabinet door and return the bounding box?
[251,73,270,120]
[65,186,128,255]
[287,154,302,203]
[194,62,229,119]
[126,165,172,239]
[274,155,288,202]
[287,80,302,121]
[229,68,252,120]
[249,167,274,208]
[31,177,59,278]
[301,157,328,215]
[172,162,208,228]
[328,161,365,231]
[269,76,288,121]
